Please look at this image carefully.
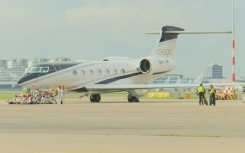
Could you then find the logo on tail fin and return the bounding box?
[157,48,174,56]
[151,26,184,58]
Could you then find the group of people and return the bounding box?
[8,86,65,104]
[196,83,216,106]
[9,90,56,104]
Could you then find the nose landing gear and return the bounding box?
[128,94,140,102]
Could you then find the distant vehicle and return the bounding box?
[18,25,232,102]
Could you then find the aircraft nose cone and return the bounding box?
[17,78,24,85]
[17,75,29,85]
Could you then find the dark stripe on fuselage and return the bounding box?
[96,72,142,84]
[71,72,142,92]
[71,87,88,92]
[153,70,171,75]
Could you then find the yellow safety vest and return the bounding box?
[209,87,216,94]
[198,86,205,92]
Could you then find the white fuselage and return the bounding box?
[18,57,176,92]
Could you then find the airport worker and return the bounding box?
[208,85,216,106]
[196,83,205,106]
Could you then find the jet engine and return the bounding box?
[139,57,176,74]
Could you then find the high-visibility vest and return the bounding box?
[197,86,205,92]
[209,87,216,94]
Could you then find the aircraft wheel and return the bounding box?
[134,97,140,102]
[90,94,95,102]
[95,94,101,102]
[90,94,101,102]
[128,94,133,102]
[128,94,140,102]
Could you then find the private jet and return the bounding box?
[18,26,232,102]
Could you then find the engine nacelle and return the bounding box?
[139,59,152,73]
[139,57,176,74]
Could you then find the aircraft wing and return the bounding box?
[86,83,245,91]
[86,84,197,91]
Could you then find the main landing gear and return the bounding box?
[128,94,140,102]
[90,94,101,102]
[89,93,139,103]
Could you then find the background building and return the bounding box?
[0,59,7,68]
[55,57,72,62]
[207,62,223,78]
[204,62,230,83]
[32,58,50,65]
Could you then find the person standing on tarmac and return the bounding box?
[196,83,205,106]
[56,86,62,104]
[60,86,65,104]
[208,85,216,106]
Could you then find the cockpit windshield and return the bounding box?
[28,67,49,73]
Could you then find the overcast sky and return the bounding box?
[0,0,244,79]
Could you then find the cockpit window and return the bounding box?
[28,67,49,73]
[41,67,49,72]
[29,67,41,73]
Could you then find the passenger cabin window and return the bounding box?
[89,69,93,75]
[28,67,49,73]
[105,69,109,75]
[81,70,85,75]
[73,70,77,76]
[97,69,102,75]
[121,69,126,74]
[113,69,117,74]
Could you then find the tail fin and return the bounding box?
[151,26,184,58]
[144,26,231,59]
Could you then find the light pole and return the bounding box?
[232,0,236,83]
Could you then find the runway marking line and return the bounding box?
[159,134,222,138]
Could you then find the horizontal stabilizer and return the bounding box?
[143,31,232,35]
[165,31,232,34]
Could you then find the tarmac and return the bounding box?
[0,97,245,153]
